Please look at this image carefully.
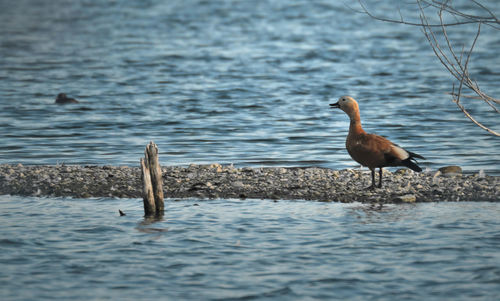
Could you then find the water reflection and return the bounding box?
[346,203,418,224]
[136,214,168,234]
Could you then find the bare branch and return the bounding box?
[448,92,500,113]
[439,7,466,78]
[470,0,500,23]
[452,87,500,136]
[419,8,461,79]
[356,0,500,28]
[358,0,500,136]
[420,0,500,28]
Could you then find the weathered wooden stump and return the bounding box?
[140,141,164,216]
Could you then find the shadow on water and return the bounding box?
[346,202,418,224]
[136,214,169,234]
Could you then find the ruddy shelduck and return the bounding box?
[330,96,425,189]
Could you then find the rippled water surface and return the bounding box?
[1,2,499,298]
[0,0,498,173]
[1,196,499,300]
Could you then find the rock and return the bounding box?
[438,166,462,175]
[232,181,245,189]
[209,163,223,173]
[394,194,417,203]
[395,169,410,175]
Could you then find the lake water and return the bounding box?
[1,196,500,300]
[1,1,499,300]
[0,0,498,174]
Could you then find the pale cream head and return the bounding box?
[329,96,360,120]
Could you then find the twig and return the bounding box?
[356,0,500,28]
[448,92,500,114]
[452,88,500,136]
[358,0,499,136]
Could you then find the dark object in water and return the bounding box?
[55,93,79,104]
[119,209,126,216]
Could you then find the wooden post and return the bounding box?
[140,141,164,216]
[147,142,164,213]
[140,155,156,215]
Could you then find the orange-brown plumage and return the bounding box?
[330,96,424,189]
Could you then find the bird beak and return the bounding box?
[329,102,340,109]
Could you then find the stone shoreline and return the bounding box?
[0,164,498,203]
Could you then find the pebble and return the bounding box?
[438,166,462,175]
[0,164,498,203]
[394,194,417,203]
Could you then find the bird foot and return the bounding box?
[365,183,383,190]
[365,185,376,190]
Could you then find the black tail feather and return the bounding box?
[403,151,424,172]
[408,151,425,160]
[403,158,422,172]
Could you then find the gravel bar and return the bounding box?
[0,163,498,203]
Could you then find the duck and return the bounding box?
[330,96,425,189]
[55,93,79,104]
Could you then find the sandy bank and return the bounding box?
[0,164,498,203]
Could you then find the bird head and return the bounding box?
[329,96,359,119]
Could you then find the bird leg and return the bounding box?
[366,168,376,190]
[365,168,383,189]
[378,168,383,188]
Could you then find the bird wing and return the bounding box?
[346,133,394,168]
[387,143,410,160]
[382,139,425,171]
[347,132,424,170]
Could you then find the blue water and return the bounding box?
[1,1,499,300]
[0,0,498,173]
[1,196,500,300]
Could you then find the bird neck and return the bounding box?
[349,114,365,136]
